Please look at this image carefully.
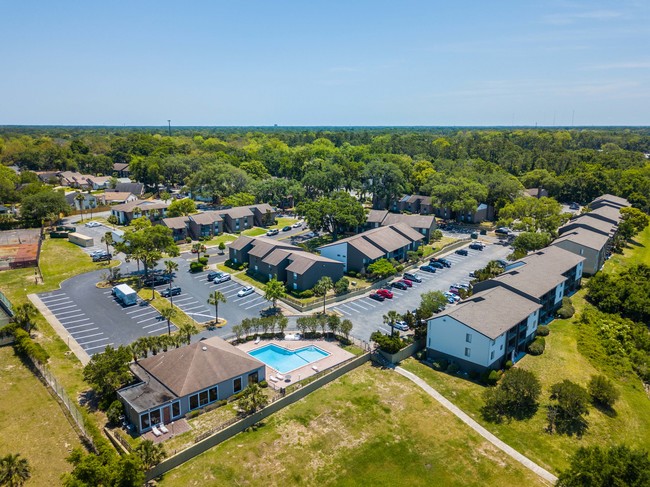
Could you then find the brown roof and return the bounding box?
[101,191,134,202]
[112,199,168,212]
[163,216,190,230]
[190,211,223,225]
[137,336,264,397]
[553,228,610,251]
[220,206,254,219]
[246,203,275,214]
[435,287,541,339]
[86,176,111,185]
[113,163,129,171]
[381,213,435,230]
[366,209,388,224]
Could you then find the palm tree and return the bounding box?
[164,259,179,305]
[74,193,86,222]
[177,322,198,345]
[134,440,166,470]
[383,310,401,336]
[160,306,177,336]
[264,278,285,310]
[0,453,31,487]
[314,276,334,314]
[207,290,226,326]
[13,303,38,334]
[101,231,114,263]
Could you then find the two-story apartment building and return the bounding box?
[552,229,610,276]
[318,223,424,273]
[218,204,276,233]
[590,194,630,211]
[426,286,542,373]
[473,246,585,323]
[111,200,169,225]
[365,210,437,242]
[188,211,223,239]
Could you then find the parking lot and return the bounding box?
[331,242,512,341]
[37,271,175,356]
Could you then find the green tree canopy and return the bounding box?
[297,191,366,239]
[166,198,196,217]
[82,345,133,408]
[498,196,569,235]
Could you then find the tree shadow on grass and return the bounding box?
[627,238,644,248]
[593,401,618,418]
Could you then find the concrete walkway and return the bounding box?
[395,366,558,485]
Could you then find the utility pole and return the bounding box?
[167,120,171,136]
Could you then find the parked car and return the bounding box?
[420,265,437,273]
[266,229,279,236]
[207,271,220,281]
[469,243,484,251]
[496,259,509,268]
[469,271,477,278]
[143,274,171,286]
[438,258,452,268]
[292,221,303,228]
[495,227,510,235]
[92,253,112,262]
[214,273,231,283]
[398,279,413,287]
[393,321,409,332]
[570,202,580,210]
[85,221,101,228]
[376,289,394,299]
[448,287,460,295]
[160,286,181,297]
[282,226,292,232]
[403,272,422,283]
[237,286,255,297]
[453,283,470,290]
[369,292,385,302]
[428,260,444,269]
[391,281,408,290]
[444,291,461,302]
[455,249,468,256]
[90,249,108,257]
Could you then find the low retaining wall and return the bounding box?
[146,352,371,481]
[378,339,425,364]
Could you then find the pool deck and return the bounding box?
[237,338,355,390]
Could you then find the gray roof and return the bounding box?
[101,191,134,202]
[406,194,432,205]
[118,365,176,413]
[113,182,144,195]
[588,205,622,223]
[190,211,223,225]
[434,287,541,340]
[111,199,168,213]
[228,235,255,251]
[135,336,264,398]
[245,203,274,214]
[553,228,610,251]
[113,163,130,171]
[284,251,342,275]
[381,212,435,230]
[219,206,254,219]
[366,209,388,224]
[560,214,616,236]
[162,216,190,230]
[319,223,423,259]
[591,194,630,208]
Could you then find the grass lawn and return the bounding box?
[240,227,267,237]
[605,225,650,273]
[400,226,650,475]
[136,289,208,328]
[159,363,547,487]
[269,217,300,230]
[202,233,237,247]
[0,346,81,485]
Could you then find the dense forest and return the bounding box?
[1,127,649,216]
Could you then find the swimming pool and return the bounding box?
[248,344,330,374]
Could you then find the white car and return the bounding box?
[85,221,101,228]
[237,286,255,297]
[292,221,303,228]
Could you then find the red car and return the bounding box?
[376,289,394,299]
[399,279,413,287]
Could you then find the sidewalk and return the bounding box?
[394,366,558,485]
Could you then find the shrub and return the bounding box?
[186,410,202,419]
[185,237,192,243]
[446,363,460,374]
[587,375,620,409]
[370,331,405,354]
[198,256,209,266]
[106,400,124,425]
[505,360,513,370]
[13,328,49,364]
[482,368,541,422]
[259,380,268,388]
[527,336,546,355]
[556,296,575,319]
[334,277,350,295]
[485,369,500,386]
[298,290,314,299]
[189,262,204,273]
[536,325,550,336]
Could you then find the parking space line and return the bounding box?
[218,283,238,291]
[72,329,100,338]
[129,309,159,319]
[48,304,77,312]
[55,309,84,317]
[40,296,69,303]
[78,337,109,346]
[60,317,90,325]
[148,326,175,334]
[85,342,113,351]
[244,300,267,310]
[193,274,207,279]
[126,306,152,315]
[180,304,204,312]
[47,301,74,309]
[363,300,376,307]
[177,300,199,306]
[223,290,241,298]
[66,322,95,330]
[142,320,166,329]
[234,295,253,302]
[172,296,194,303]
[349,301,369,310]
[240,295,264,306]
[340,304,360,313]
[137,315,162,324]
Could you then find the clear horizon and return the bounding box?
[2,1,649,126]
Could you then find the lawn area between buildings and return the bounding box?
[0,346,81,485]
[240,227,267,237]
[269,216,300,229]
[400,226,650,475]
[158,363,547,487]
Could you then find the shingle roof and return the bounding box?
[101,191,134,202]
[228,235,255,251]
[319,223,423,259]
[560,214,616,236]
[163,216,190,229]
[285,251,341,274]
[220,206,254,219]
[435,287,541,340]
[366,209,388,224]
[381,213,435,230]
[135,336,264,397]
[111,199,168,212]
[591,194,630,208]
[262,248,292,266]
[190,211,223,225]
[553,228,610,251]
[588,206,622,223]
[407,194,432,205]
[246,203,274,214]
[113,163,130,171]
[113,182,144,195]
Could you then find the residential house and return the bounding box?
[426,286,542,372]
[552,228,611,276]
[107,182,145,196]
[365,210,437,242]
[188,211,223,239]
[398,194,434,214]
[58,171,92,189]
[472,246,585,323]
[99,192,138,205]
[65,191,98,211]
[118,336,265,434]
[589,194,630,211]
[229,236,297,266]
[434,203,495,223]
[112,163,130,178]
[318,223,424,273]
[524,187,549,199]
[162,216,190,241]
[35,171,60,184]
[85,176,111,190]
[110,200,168,225]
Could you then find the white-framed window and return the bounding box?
[189,386,218,410]
[466,333,472,343]
[464,348,471,357]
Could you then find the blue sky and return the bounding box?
[1,1,648,125]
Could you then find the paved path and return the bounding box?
[395,366,558,485]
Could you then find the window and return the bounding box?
[293,272,297,280]
[465,348,471,357]
[248,371,259,385]
[140,413,151,431]
[209,387,218,402]
[189,394,199,410]
[465,333,472,343]
[150,409,161,425]
[490,351,495,360]
[233,377,242,393]
[500,344,503,350]
[172,401,181,418]
[189,386,219,411]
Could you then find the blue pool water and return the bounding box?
[248,344,330,374]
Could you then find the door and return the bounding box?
[163,405,171,423]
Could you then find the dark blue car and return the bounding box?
[420,265,437,273]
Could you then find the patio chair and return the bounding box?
[269,375,278,382]
[254,336,260,344]
[311,365,319,372]
[151,425,162,437]
[159,423,169,434]
[276,373,285,381]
